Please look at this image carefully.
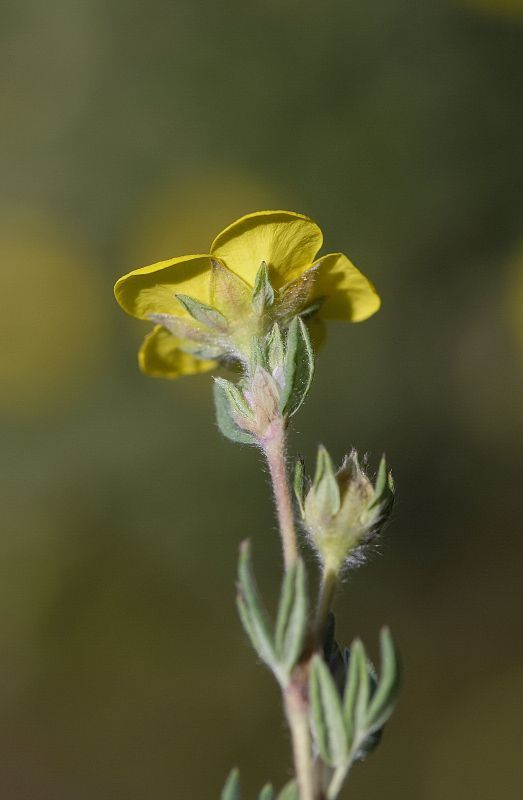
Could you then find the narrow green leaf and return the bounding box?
[275,559,308,673]
[313,445,341,518]
[293,458,306,518]
[342,639,366,749]
[176,293,228,330]
[213,380,256,445]
[277,780,299,800]
[258,784,274,800]
[281,317,314,416]
[236,541,278,673]
[221,768,240,800]
[252,261,275,314]
[309,655,349,767]
[365,627,401,734]
[353,640,371,733]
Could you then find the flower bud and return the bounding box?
[296,447,394,573]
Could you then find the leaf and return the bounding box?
[312,445,341,518]
[365,627,401,734]
[252,261,275,314]
[342,639,368,750]
[274,559,308,674]
[309,655,349,767]
[236,541,278,675]
[176,293,228,330]
[293,458,306,518]
[258,785,274,800]
[213,380,256,445]
[221,768,240,800]
[277,780,299,800]
[281,317,314,417]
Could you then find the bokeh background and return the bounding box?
[2,1,522,797]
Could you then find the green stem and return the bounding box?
[327,763,350,800]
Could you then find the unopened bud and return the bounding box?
[297,447,394,573]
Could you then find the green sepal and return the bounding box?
[258,785,274,800]
[293,458,306,518]
[252,261,275,314]
[281,317,314,417]
[176,293,228,330]
[213,379,256,446]
[221,768,240,800]
[236,541,279,676]
[277,265,319,322]
[250,335,269,373]
[312,446,341,518]
[309,655,349,767]
[267,323,285,373]
[369,455,395,514]
[277,780,299,800]
[210,259,252,320]
[275,559,308,674]
[365,627,401,734]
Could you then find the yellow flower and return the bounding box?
[114,210,381,379]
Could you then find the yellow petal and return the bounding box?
[114,254,212,320]
[138,326,217,379]
[313,253,381,322]
[210,210,323,288]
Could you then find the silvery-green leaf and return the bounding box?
[258,785,274,800]
[309,655,349,767]
[277,780,299,800]
[236,541,278,674]
[312,446,341,518]
[342,639,367,750]
[176,293,228,330]
[274,559,307,674]
[293,458,306,518]
[365,627,401,734]
[252,261,275,314]
[221,768,240,800]
[213,380,256,445]
[267,323,285,372]
[281,317,314,416]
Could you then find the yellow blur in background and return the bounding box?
[1,1,522,798]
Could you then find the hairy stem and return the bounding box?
[285,672,316,800]
[261,416,317,798]
[262,417,298,570]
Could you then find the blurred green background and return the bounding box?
[1,1,522,797]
